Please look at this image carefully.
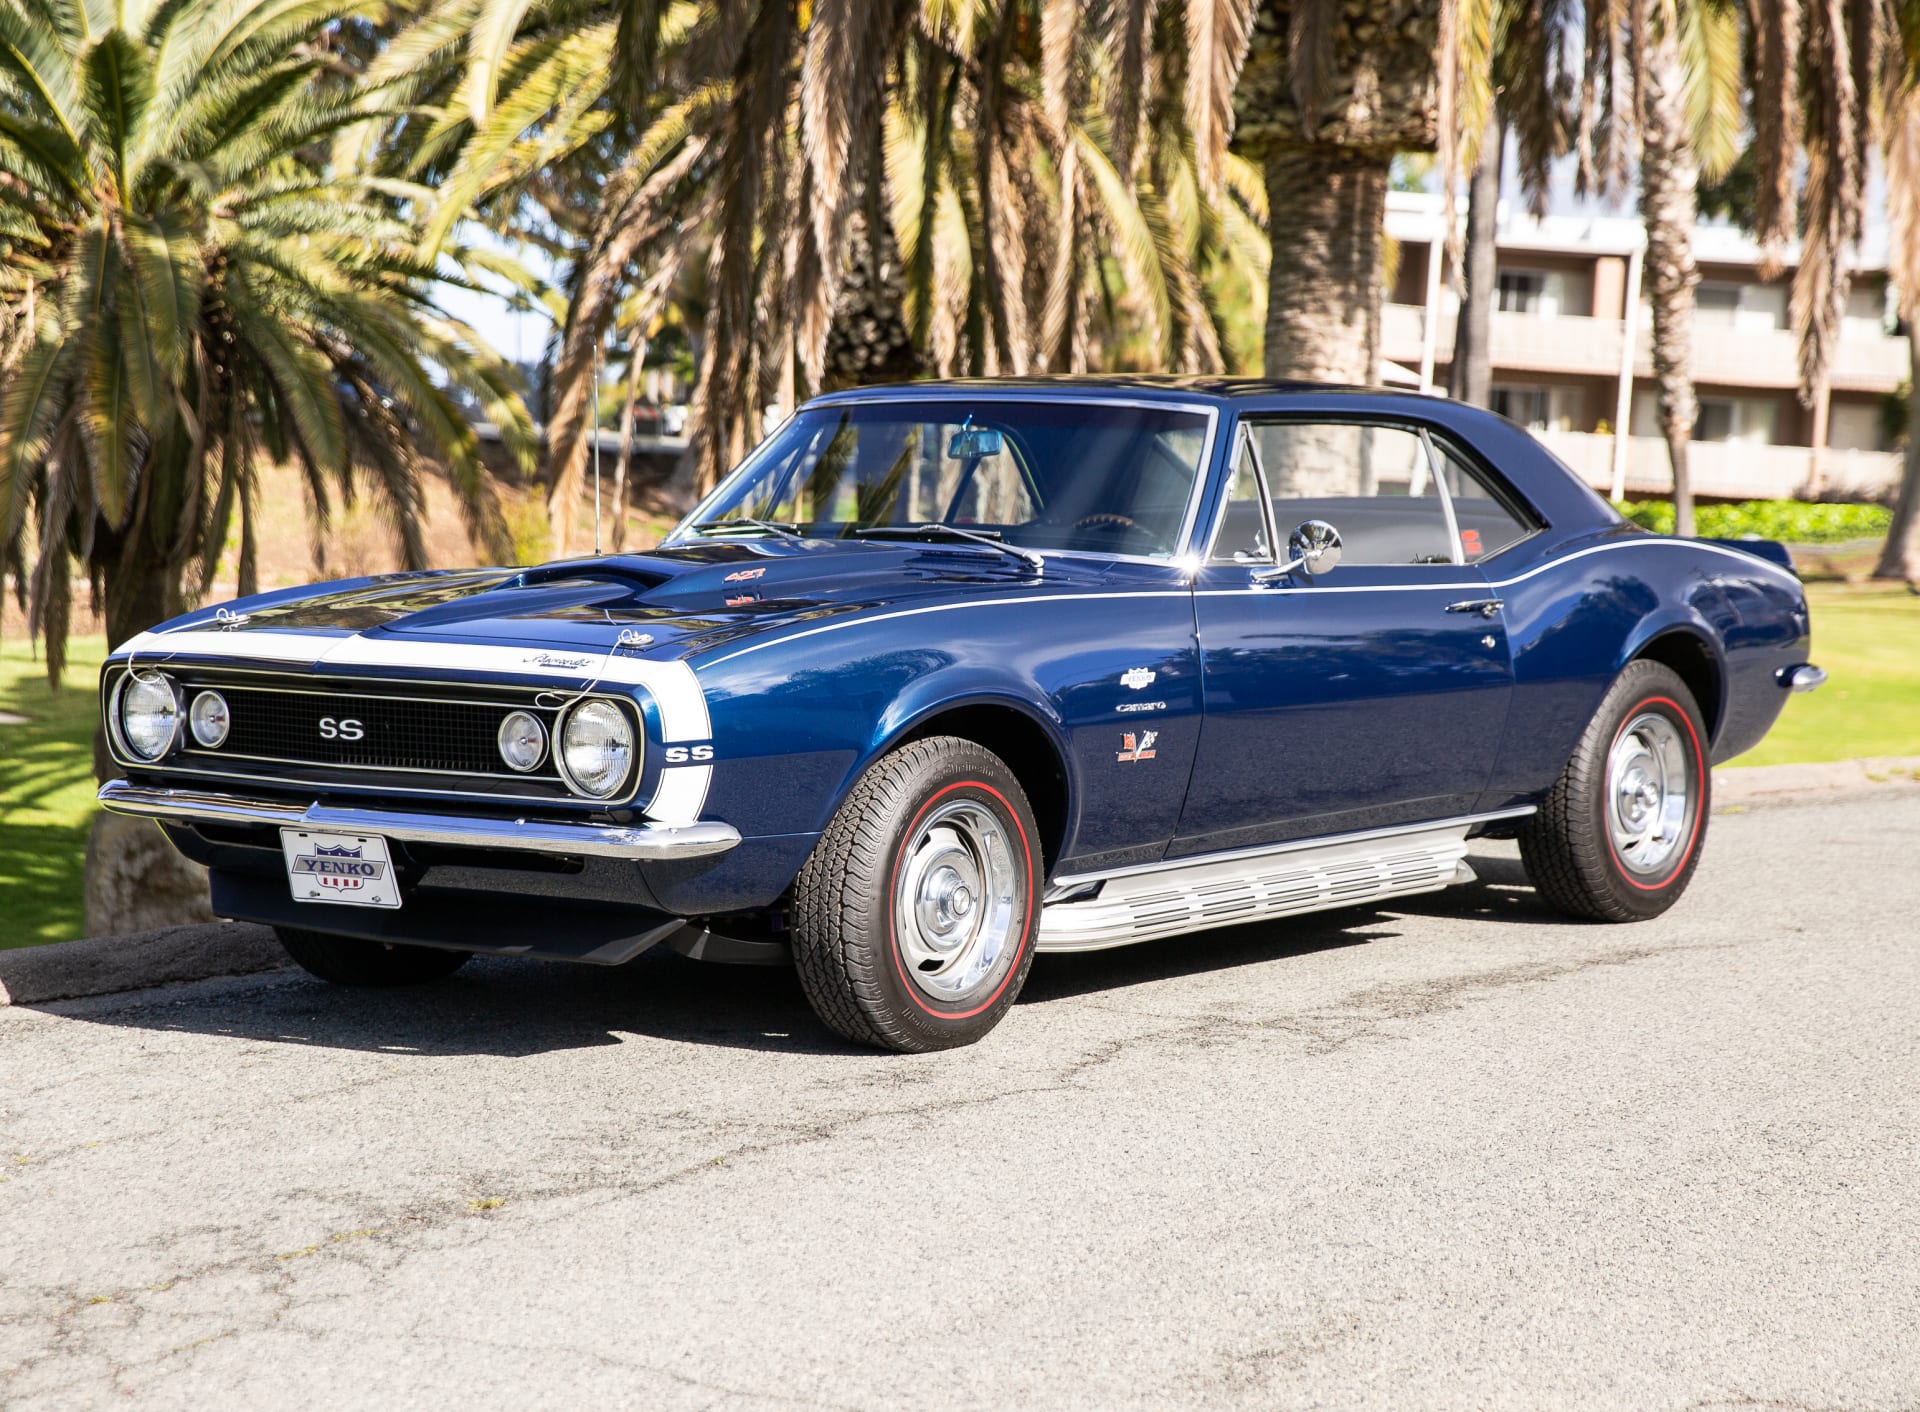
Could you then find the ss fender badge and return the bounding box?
[663,745,715,763]
[1120,667,1156,690]
[1116,730,1158,763]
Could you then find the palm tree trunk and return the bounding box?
[1449,112,1503,408]
[1639,37,1701,539]
[1261,143,1391,383]
[1875,339,1920,584]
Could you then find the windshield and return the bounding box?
[678,399,1213,559]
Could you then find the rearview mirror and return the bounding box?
[948,426,1005,459]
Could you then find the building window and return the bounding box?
[1696,283,1742,325]
[1496,272,1548,315]
[1490,385,1552,430]
[1694,399,1736,442]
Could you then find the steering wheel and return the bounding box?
[1071,512,1172,556]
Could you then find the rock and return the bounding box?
[84,813,214,938]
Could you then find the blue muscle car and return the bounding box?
[98,379,1822,1050]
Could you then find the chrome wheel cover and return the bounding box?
[1606,711,1692,876]
[893,798,1022,1005]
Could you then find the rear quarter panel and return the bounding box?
[1478,527,1809,808]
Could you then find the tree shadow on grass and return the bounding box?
[0,820,91,949]
[0,658,103,949]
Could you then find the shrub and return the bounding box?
[1613,499,1893,543]
[504,497,553,566]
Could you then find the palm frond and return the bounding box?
[1184,0,1253,198]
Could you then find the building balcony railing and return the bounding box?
[1537,430,1904,501]
[1382,304,1911,394]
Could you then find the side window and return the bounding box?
[1209,436,1273,562]
[1428,437,1535,561]
[1250,422,1456,566]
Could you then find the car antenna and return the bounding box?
[593,337,603,556]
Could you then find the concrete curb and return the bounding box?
[0,922,287,1007]
[2,756,1915,1007]
[1714,755,1920,805]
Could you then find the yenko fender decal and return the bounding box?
[115,628,717,826]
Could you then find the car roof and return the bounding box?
[805,375,1383,408]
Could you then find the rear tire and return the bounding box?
[790,737,1042,1052]
[274,926,471,986]
[1520,660,1711,921]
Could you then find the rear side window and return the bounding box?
[1213,419,1539,567]
[1248,422,1455,566]
[1426,435,1536,562]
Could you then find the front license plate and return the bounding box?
[280,829,402,909]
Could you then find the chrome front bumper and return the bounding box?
[97,780,742,861]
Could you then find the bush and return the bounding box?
[504,496,552,565]
[1613,498,1893,543]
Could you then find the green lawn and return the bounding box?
[0,581,1914,951]
[1730,581,1920,768]
[0,636,106,949]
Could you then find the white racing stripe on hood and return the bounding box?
[117,628,715,823]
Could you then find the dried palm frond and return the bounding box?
[1185,0,1254,200]
[1745,0,1802,272]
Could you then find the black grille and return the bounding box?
[191,685,558,778]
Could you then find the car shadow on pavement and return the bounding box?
[49,855,1564,1059]
[49,947,846,1059]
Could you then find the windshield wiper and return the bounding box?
[692,517,804,540]
[850,524,1044,571]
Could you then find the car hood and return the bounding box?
[139,539,1111,663]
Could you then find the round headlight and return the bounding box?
[189,690,230,748]
[559,700,634,797]
[120,672,180,760]
[497,709,547,773]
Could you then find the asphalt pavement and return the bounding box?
[2,788,1917,1410]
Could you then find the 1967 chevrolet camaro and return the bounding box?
[97,379,1822,1050]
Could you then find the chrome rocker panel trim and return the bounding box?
[1037,813,1532,954]
[96,780,742,861]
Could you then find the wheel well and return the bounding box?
[898,705,1070,874]
[1633,631,1723,739]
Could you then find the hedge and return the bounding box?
[1613,498,1893,543]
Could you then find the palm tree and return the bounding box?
[1232,0,1447,384]
[392,0,1268,549]
[1440,0,1580,408]
[1883,73,1920,584]
[0,0,534,690]
[1740,2,1920,583]
[1580,0,1743,538]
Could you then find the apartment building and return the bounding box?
[1380,192,1910,502]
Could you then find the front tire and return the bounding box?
[274,927,471,986]
[1520,660,1711,921]
[790,737,1042,1052]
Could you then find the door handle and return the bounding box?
[1445,598,1504,618]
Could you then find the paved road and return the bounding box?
[3,790,1918,1411]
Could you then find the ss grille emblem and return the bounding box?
[318,717,365,742]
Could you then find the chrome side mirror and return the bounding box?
[1252,519,1342,584]
[1288,520,1342,575]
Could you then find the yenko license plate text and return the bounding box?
[279,829,402,909]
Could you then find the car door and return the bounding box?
[1174,416,1532,857]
